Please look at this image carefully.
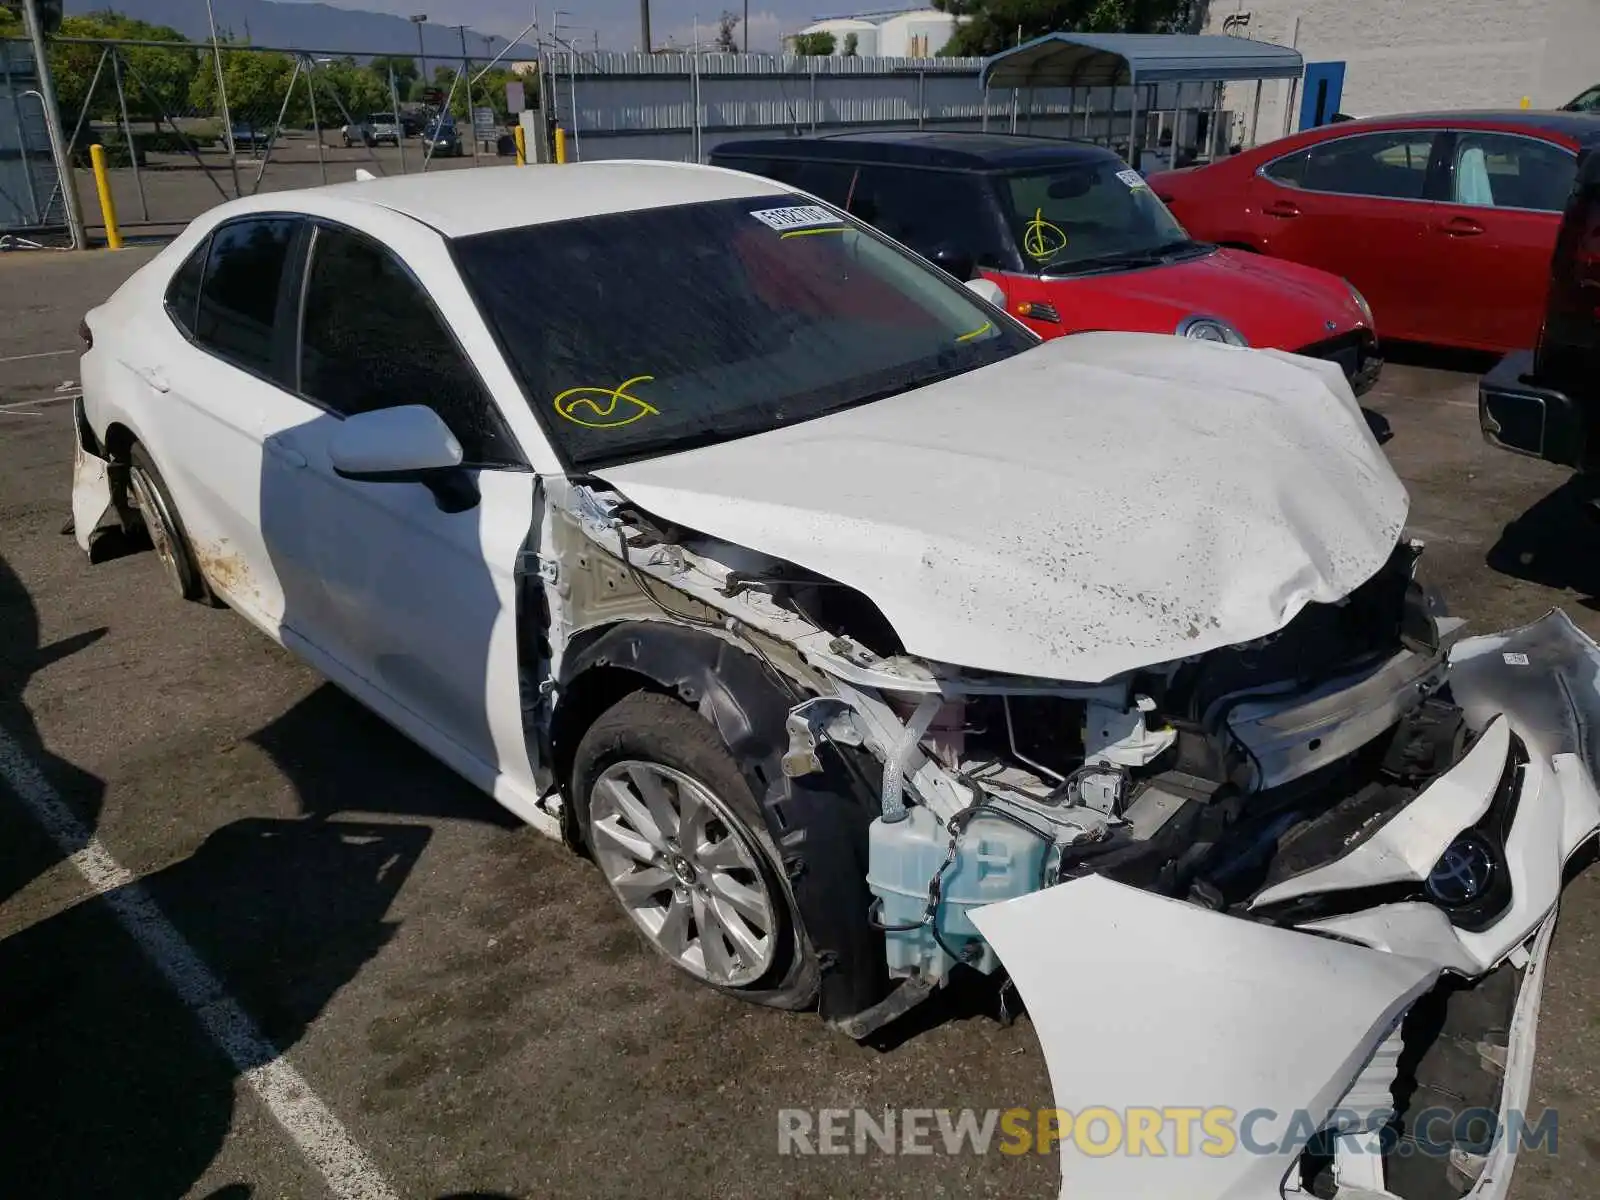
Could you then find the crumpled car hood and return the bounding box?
[596,332,1408,682]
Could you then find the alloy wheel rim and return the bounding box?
[589,760,779,988]
[127,466,181,594]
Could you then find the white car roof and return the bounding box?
[301,160,786,239]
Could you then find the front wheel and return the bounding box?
[572,691,817,1008]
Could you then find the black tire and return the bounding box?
[571,691,818,1010]
[126,443,214,605]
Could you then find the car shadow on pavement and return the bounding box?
[0,549,106,906]
[0,810,430,1195]
[1486,475,1600,607]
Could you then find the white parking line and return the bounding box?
[0,393,80,414]
[0,348,77,365]
[0,723,400,1200]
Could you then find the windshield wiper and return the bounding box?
[1039,239,1203,275]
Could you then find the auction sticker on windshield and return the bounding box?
[1116,169,1148,190]
[749,205,839,231]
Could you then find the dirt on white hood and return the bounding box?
[596,332,1408,682]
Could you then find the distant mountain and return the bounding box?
[64,0,537,61]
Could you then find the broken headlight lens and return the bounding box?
[1175,314,1249,347]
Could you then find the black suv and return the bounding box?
[1479,150,1600,468]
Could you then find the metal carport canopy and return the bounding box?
[979,32,1304,90]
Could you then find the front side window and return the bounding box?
[194,216,301,378]
[1300,130,1438,200]
[993,159,1195,274]
[1451,132,1577,212]
[298,225,521,466]
[453,195,1033,471]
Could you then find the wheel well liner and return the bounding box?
[554,621,889,1020]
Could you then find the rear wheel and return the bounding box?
[572,691,817,1008]
[126,443,210,603]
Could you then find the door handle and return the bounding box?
[1440,216,1485,237]
[1264,199,1301,218]
[135,366,170,393]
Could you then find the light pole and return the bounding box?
[640,0,651,53]
[409,13,428,95]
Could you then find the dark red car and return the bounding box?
[711,132,1381,394]
[1150,111,1600,353]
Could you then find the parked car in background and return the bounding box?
[422,116,463,158]
[1479,147,1600,470]
[713,133,1382,394]
[341,113,401,148]
[1150,111,1600,353]
[1564,85,1600,113]
[229,123,275,157]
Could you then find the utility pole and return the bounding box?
[410,13,428,92]
[640,0,651,53]
[743,0,748,52]
[21,0,86,248]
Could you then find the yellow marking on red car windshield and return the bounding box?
[1023,208,1067,260]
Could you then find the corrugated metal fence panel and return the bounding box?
[0,41,66,233]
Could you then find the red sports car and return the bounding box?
[1150,111,1600,353]
[711,132,1382,394]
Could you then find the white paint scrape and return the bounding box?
[0,723,399,1200]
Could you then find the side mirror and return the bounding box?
[928,244,975,282]
[328,405,478,512]
[964,277,1007,308]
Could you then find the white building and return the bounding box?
[790,8,964,58]
[1206,0,1599,143]
[876,9,960,57]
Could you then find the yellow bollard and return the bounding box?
[554,124,567,164]
[89,143,123,250]
[1521,96,1531,109]
[514,123,527,166]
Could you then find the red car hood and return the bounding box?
[1033,248,1368,352]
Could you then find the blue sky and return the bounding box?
[283,0,868,52]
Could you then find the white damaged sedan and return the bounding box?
[72,162,1600,1200]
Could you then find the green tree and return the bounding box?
[316,55,389,120]
[47,13,200,125]
[933,0,1197,57]
[714,11,740,52]
[189,47,307,129]
[368,54,418,89]
[792,31,836,55]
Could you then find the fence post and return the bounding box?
[2,46,44,224]
[202,0,243,197]
[109,50,148,221]
[21,0,87,248]
[251,54,303,195]
[459,26,480,162]
[303,60,327,185]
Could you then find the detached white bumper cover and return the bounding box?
[70,396,113,555]
[972,610,1600,1200]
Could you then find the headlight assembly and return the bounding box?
[1175,314,1249,347]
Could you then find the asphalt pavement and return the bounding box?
[1,247,1598,1200]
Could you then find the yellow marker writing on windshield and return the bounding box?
[1023,207,1067,260]
[553,375,659,429]
[955,320,993,343]
[780,225,849,238]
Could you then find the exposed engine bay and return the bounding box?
[540,475,1600,1200]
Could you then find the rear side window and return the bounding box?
[298,224,521,466]
[1300,130,1438,200]
[194,216,301,378]
[165,234,210,336]
[1451,132,1577,212]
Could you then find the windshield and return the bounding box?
[453,195,1032,471]
[996,161,1195,274]
[1567,86,1600,112]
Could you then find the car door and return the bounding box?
[1426,129,1577,351]
[141,213,311,633]
[1249,129,1445,342]
[259,219,537,789]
